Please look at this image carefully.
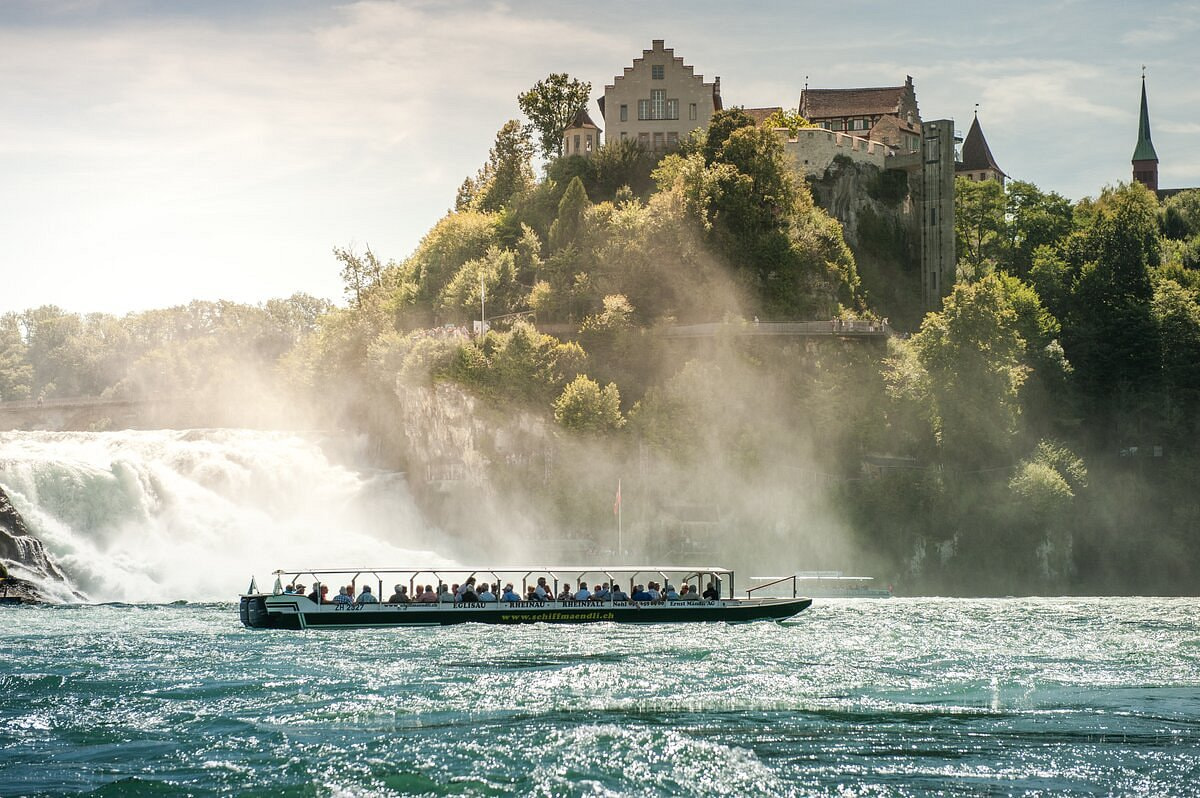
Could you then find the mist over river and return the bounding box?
[0,430,442,602]
[2,598,1198,796]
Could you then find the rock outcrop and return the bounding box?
[0,484,74,603]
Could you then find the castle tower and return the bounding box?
[1132,74,1159,192]
[955,112,1007,185]
[562,108,602,158]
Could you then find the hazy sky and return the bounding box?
[2,0,1197,315]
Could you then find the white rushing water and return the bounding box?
[0,429,447,602]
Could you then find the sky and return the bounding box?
[2,0,1198,316]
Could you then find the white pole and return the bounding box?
[480,275,486,334]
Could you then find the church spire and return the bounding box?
[1132,72,1159,192]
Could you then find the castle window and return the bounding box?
[573,134,580,153]
[586,134,593,152]
[666,98,679,119]
[690,102,697,120]
[652,64,664,80]
[831,119,843,131]
[638,132,650,147]
[638,99,650,120]
[653,132,665,151]
[666,131,678,148]
[620,104,628,122]
[651,90,666,120]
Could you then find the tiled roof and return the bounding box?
[800,86,907,118]
[957,115,1005,176]
[743,106,782,125]
[568,107,601,130]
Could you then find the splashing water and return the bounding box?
[0,429,446,602]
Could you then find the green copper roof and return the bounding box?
[1133,77,1158,162]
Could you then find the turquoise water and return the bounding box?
[2,598,1198,797]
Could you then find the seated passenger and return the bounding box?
[558,585,573,601]
[630,584,652,601]
[477,584,496,602]
[534,578,551,601]
[574,581,591,601]
[502,584,521,602]
[702,580,721,600]
[306,584,322,603]
[418,585,438,603]
[663,583,680,600]
[610,585,629,601]
[332,587,353,605]
[293,584,306,598]
[357,585,379,604]
[645,582,661,601]
[388,584,407,603]
[592,583,610,600]
[438,584,455,603]
[460,584,480,603]
[283,584,296,594]
[677,585,693,600]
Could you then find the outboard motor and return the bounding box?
[239,595,272,628]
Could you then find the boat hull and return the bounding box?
[239,595,811,629]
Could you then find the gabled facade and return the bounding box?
[562,108,601,158]
[955,114,1007,185]
[798,76,922,153]
[599,39,722,153]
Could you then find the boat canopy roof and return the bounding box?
[752,573,875,582]
[274,565,734,577]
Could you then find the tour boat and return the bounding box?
[239,565,812,628]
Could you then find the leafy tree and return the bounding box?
[955,176,1007,279]
[460,120,535,213]
[548,176,590,252]
[1004,180,1073,277]
[700,107,756,164]
[517,73,592,160]
[335,246,385,307]
[553,374,624,433]
[760,109,816,136]
[0,312,32,401]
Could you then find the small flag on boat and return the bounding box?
[613,480,621,515]
[247,576,258,594]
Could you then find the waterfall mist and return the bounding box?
[0,429,446,602]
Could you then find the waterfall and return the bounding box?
[0,429,447,603]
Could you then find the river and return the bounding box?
[2,597,1197,796]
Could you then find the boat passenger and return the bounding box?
[307,585,321,603]
[663,583,679,600]
[502,584,521,602]
[610,585,629,601]
[534,577,551,600]
[418,585,438,603]
[333,587,353,605]
[592,583,610,600]
[703,581,720,600]
[646,582,661,601]
[388,584,407,603]
[438,584,454,603]
[457,577,476,601]
[460,584,480,603]
[558,585,573,601]
[631,584,652,601]
[283,584,296,594]
[677,585,692,600]
[574,582,591,601]
[357,585,379,604]
[477,584,496,602]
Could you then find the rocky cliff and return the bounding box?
[0,485,75,603]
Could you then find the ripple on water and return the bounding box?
[1,598,1199,796]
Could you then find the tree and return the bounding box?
[700,107,756,165]
[553,374,624,433]
[955,176,1007,279]
[468,120,535,213]
[760,109,816,136]
[517,73,592,160]
[335,246,384,307]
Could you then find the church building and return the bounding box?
[1132,74,1159,193]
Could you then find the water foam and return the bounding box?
[0,429,447,602]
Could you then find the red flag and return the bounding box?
[613,480,621,515]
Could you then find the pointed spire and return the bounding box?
[1133,72,1158,163]
[959,114,1005,178]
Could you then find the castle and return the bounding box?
[563,40,985,312]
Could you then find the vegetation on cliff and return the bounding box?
[5,87,1200,593]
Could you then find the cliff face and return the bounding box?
[810,157,924,329]
[0,485,72,603]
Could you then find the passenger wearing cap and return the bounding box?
[356,585,379,604]
[501,583,521,602]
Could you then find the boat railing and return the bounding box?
[745,574,797,599]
